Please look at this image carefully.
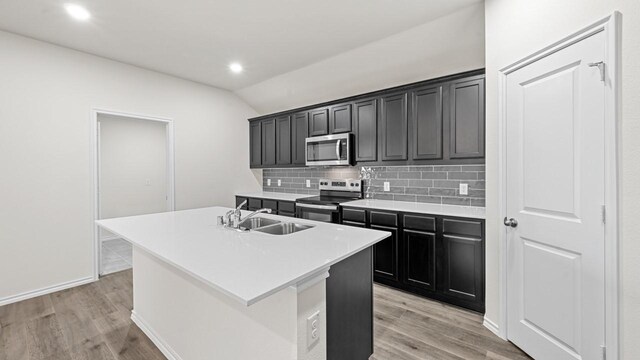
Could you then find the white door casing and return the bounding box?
[504,31,606,360]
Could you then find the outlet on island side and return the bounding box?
[307,311,320,348]
[383,182,390,192]
[459,183,469,195]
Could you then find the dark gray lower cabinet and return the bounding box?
[341,208,485,312]
[235,196,296,216]
[403,229,436,292]
[326,246,373,360]
[370,225,399,282]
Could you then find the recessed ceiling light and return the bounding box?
[229,63,243,74]
[64,3,91,21]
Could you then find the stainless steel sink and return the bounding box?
[238,217,281,230]
[254,222,314,235]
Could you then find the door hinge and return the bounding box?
[601,205,606,224]
[601,345,606,360]
[588,61,606,82]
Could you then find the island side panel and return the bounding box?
[131,247,300,360]
[326,246,374,360]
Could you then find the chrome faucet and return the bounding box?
[224,200,247,229]
[238,208,272,227]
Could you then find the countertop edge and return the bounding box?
[341,201,486,219]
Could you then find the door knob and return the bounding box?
[503,217,518,228]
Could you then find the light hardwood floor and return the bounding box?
[0,270,530,360]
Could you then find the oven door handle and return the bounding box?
[296,203,338,211]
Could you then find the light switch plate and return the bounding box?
[306,179,311,188]
[307,311,320,348]
[267,179,271,186]
[459,183,469,195]
[383,182,390,192]
[277,179,281,187]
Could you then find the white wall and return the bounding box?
[0,30,260,304]
[484,1,640,358]
[99,115,168,220]
[236,3,485,114]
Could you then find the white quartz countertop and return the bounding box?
[341,199,486,219]
[96,207,389,306]
[235,191,313,202]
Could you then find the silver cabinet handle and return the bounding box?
[503,217,518,228]
[296,203,338,211]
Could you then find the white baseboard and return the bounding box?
[0,276,95,306]
[483,316,505,340]
[131,310,183,360]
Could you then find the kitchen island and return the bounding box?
[96,206,389,360]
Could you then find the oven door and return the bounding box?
[305,133,351,166]
[295,203,340,223]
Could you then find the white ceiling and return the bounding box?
[0,0,481,91]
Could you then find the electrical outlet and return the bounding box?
[307,311,320,348]
[383,182,390,192]
[277,179,281,187]
[267,179,271,186]
[459,183,469,195]
[306,179,311,188]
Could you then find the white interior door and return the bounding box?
[505,31,606,360]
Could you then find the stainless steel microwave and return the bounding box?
[305,133,353,166]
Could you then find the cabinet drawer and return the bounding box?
[342,208,366,223]
[442,218,483,237]
[278,201,295,214]
[262,199,278,212]
[370,211,398,227]
[279,211,295,218]
[342,220,366,228]
[235,197,248,210]
[403,214,436,232]
[248,198,262,211]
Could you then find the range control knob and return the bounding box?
[356,183,360,187]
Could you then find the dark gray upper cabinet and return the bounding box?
[379,93,408,161]
[309,108,329,136]
[249,121,262,167]
[411,86,443,160]
[329,103,352,134]
[353,99,377,162]
[261,119,276,166]
[275,115,291,165]
[247,70,485,168]
[291,112,309,166]
[449,78,485,159]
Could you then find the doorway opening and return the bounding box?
[92,109,175,278]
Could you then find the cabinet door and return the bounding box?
[275,115,291,165]
[370,225,398,282]
[261,119,276,166]
[411,86,443,160]
[249,122,262,167]
[353,99,377,162]
[248,198,262,211]
[449,77,485,159]
[330,103,352,134]
[291,112,309,165]
[403,230,436,291]
[235,197,248,210]
[309,108,329,136]
[379,93,408,161]
[441,234,483,306]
